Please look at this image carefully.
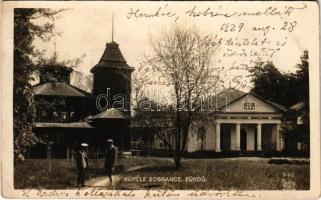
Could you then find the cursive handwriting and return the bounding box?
[185,5,237,18]
[144,189,180,198]
[21,188,261,198]
[127,4,178,21]
[187,190,259,198]
[75,188,136,198]
[127,3,307,21]
[185,4,307,19]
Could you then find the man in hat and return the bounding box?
[75,143,89,188]
[104,139,117,184]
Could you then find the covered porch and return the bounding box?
[214,118,284,152]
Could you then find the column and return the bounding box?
[280,124,285,151]
[276,123,281,151]
[280,134,285,151]
[236,123,241,151]
[215,123,221,152]
[257,123,262,151]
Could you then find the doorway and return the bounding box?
[240,128,247,151]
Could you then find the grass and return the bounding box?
[14,157,309,190]
[114,158,310,190]
[14,156,160,189]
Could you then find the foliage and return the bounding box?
[34,97,67,122]
[70,71,93,93]
[131,63,151,110]
[293,50,309,105]
[142,25,220,168]
[249,51,309,108]
[14,8,64,160]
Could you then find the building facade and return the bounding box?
[150,88,291,154]
[186,88,286,153]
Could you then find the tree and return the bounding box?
[70,71,93,93]
[131,62,151,110]
[293,50,309,104]
[249,61,293,107]
[249,51,309,108]
[146,25,220,168]
[14,8,64,160]
[284,51,310,151]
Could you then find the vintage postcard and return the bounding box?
[1,1,320,199]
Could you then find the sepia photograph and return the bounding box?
[1,1,320,199]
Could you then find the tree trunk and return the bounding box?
[174,152,182,169]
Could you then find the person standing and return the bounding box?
[75,143,89,188]
[104,139,117,184]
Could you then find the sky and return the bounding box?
[31,1,318,92]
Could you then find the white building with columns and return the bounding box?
[186,88,287,153]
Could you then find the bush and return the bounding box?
[268,158,309,165]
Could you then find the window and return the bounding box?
[297,116,304,125]
[244,102,256,111]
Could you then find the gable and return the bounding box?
[220,93,283,113]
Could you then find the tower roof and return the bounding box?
[99,41,126,63]
[91,41,134,72]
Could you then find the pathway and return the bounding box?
[85,165,148,188]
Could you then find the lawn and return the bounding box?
[14,157,309,190]
[114,157,309,190]
[14,156,161,189]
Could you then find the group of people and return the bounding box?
[74,139,118,188]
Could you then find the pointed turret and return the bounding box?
[90,41,134,113]
[91,41,132,72]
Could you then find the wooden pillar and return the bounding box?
[257,123,262,151]
[47,144,52,174]
[280,135,285,151]
[236,123,241,151]
[66,147,70,161]
[215,123,221,152]
[279,123,285,151]
[96,147,100,168]
[120,131,123,153]
[276,123,281,151]
[71,151,74,168]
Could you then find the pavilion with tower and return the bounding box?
[32,36,134,157]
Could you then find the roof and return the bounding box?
[100,41,126,62]
[205,88,246,111]
[250,92,287,112]
[35,122,93,128]
[290,101,306,111]
[90,41,134,72]
[32,82,92,98]
[206,88,287,113]
[91,108,129,119]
